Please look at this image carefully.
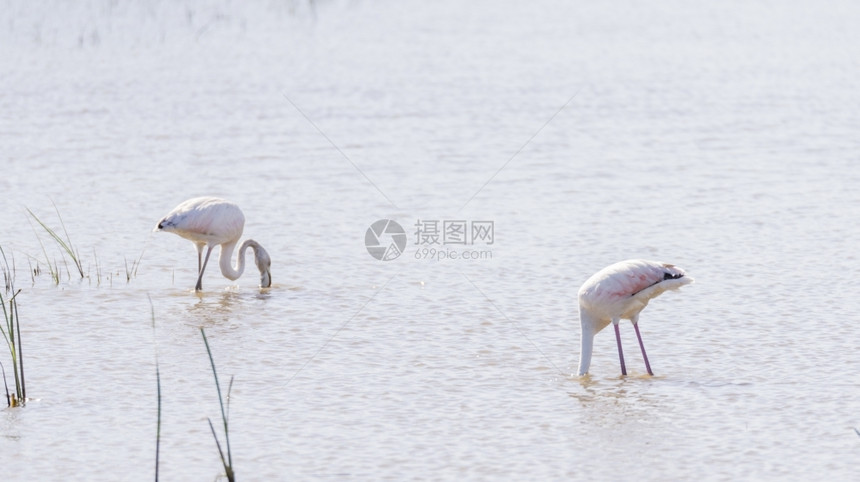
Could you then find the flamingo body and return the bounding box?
[155,196,272,291]
[577,259,693,376]
[158,197,245,246]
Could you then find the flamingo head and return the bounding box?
[253,244,272,288]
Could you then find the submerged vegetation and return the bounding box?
[0,246,26,407]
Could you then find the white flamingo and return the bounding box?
[155,196,272,291]
[577,259,693,376]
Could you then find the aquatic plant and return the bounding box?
[0,246,25,406]
[150,297,161,481]
[1,250,14,292]
[26,257,40,285]
[27,230,61,284]
[125,247,145,283]
[27,203,84,280]
[92,247,102,287]
[201,328,236,482]
[26,204,145,286]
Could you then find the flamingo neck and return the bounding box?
[218,239,250,281]
[577,308,597,376]
[578,333,594,376]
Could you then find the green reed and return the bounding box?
[27,203,84,280]
[149,297,161,482]
[201,328,235,482]
[26,204,145,287]
[125,247,145,283]
[0,246,25,406]
[28,229,60,284]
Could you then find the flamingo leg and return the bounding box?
[196,243,204,274]
[633,322,654,376]
[613,323,627,376]
[195,245,214,291]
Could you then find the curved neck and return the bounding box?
[218,239,251,281]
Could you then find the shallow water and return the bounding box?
[2,0,860,479]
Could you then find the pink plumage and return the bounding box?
[577,259,693,376]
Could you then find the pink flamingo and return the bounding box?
[155,197,272,291]
[577,259,693,376]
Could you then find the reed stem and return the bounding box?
[200,328,235,482]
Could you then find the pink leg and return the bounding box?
[613,323,627,376]
[633,323,653,375]
[197,245,204,273]
[195,245,214,291]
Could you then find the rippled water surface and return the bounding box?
[2,0,860,479]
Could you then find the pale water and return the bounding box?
[1,0,860,480]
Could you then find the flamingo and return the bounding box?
[577,259,693,376]
[155,196,272,291]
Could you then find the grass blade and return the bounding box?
[155,362,161,481]
[26,217,61,284]
[1,361,10,406]
[207,417,229,469]
[13,296,24,400]
[0,245,25,406]
[149,296,161,481]
[27,206,83,279]
[52,200,83,275]
[200,328,235,481]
